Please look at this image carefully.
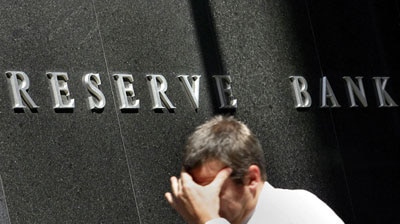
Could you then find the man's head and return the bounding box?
[183,115,267,183]
[182,116,266,223]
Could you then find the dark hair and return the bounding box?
[183,116,267,184]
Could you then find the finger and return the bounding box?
[170,176,179,196]
[180,171,195,186]
[178,177,183,194]
[210,167,232,189]
[180,171,199,195]
[165,192,181,212]
[164,192,175,205]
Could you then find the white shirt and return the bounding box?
[206,182,344,224]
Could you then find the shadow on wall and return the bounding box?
[189,0,236,115]
[189,0,400,223]
[299,0,400,224]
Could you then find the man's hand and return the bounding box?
[165,168,232,224]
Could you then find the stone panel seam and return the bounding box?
[91,1,143,223]
[0,174,11,224]
[304,0,357,222]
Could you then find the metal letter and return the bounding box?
[289,76,312,108]
[113,74,140,110]
[82,73,106,110]
[177,75,201,110]
[320,76,341,108]
[146,74,176,110]
[5,71,39,109]
[343,76,368,107]
[212,75,238,109]
[373,77,398,107]
[47,72,75,109]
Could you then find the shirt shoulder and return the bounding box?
[248,182,344,224]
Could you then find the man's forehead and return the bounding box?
[190,159,227,185]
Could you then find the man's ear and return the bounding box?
[245,165,262,190]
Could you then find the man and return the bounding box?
[165,116,344,224]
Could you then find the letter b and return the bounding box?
[289,76,312,108]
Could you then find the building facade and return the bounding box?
[0,0,399,223]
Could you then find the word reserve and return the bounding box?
[5,71,238,111]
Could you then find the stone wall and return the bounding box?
[0,0,399,223]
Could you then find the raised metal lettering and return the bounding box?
[82,73,106,110]
[113,74,140,110]
[373,77,398,107]
[213,75,237,109]
[177,75,201,110]
[146,74,176,110]
[320,76,341,108]
[343,76,368,107]
[5,71,39,110]
[289,76,312,108]
[47,72,75,109]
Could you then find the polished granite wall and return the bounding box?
[0,0,398,223]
